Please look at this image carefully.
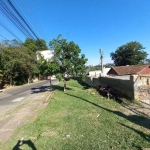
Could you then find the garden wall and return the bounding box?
[85,75,150,102]
[85,76,134,100]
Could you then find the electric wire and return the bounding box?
[0,1,35,39]
[0,0,48,49]
[0,21,22,42]
[6,0,39,39]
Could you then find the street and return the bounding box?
[0,79,58,117]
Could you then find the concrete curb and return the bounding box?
[43,91,54,104]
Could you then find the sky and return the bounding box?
[0,0,150,66]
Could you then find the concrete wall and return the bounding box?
[85,76,134,100]
[85,75,150,101]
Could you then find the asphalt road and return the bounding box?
[0,79,58,117]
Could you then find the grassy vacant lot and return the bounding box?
[1,80,150,150]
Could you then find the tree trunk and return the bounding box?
[64,78,66,92]
[28,72,32,84]
[10,75,13,86]
[49,76,52,90]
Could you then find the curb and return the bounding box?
[43,91,54,104]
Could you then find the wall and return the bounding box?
[133,75,150,103]
[85,75,150,101]
[85,76,134,100]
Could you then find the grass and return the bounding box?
[1,80,150,150]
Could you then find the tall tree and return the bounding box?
[49,34,88,91]
[36,39,48,50]
[24,38,36,52]
[24,38,48,52]
[0,40,36,86]
[36,53,59,88]
[110,41,148,66]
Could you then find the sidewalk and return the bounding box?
[0,90,53,143]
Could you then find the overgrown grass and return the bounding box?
[1,80,150,150]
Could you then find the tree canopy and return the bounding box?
[49,35,88,91]
[110,41,148,66]
[24,38,48,52]
[0,39,36,86]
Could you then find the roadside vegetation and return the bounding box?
[1,80,150,150]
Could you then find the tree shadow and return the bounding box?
[31,85,52,94]
[140,101,150,107]
[65,93,150,130]
[122,102,150,118]
[77,80,91,90]
[12,139,37,150]
[119,123,150,143]
[52,85,72,91]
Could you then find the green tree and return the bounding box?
[36,53,59,88]
[24,38,36,52]
[110,41,148,66]
[24,38,48,52]
[36,39,48,50]
[0,70,3,77]
[0,40,36,86]
[104,63,114,68]
[49,34,88,91]
[72,54,88,77]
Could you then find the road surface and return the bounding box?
[0,79,58,117]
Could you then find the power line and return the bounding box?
[0,34,7,40]
[0,21,22,42]
[0,0,39,40]
[0,1,35,39]
[0,0,48,50]
[6,0,39,39]
[21,0,48,40]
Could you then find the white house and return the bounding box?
[36,50,54,61]
[88,68,110,77]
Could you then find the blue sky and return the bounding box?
[0,0,150,65]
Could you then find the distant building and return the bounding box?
[88,68,110,77]
[107,65,150,76]
[36,50,54,61]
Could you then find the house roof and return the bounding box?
[107,65,150,75]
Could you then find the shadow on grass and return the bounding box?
[122,102,150,119]
[77,80,91,90]
[65,93,150,130]
[52,85,72,91]
[12,139,37,150]
[140,101,150,107]
[119,123,150,144]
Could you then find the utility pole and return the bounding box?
[99,49,103,74]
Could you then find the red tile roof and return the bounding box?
[107,65,150,75]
